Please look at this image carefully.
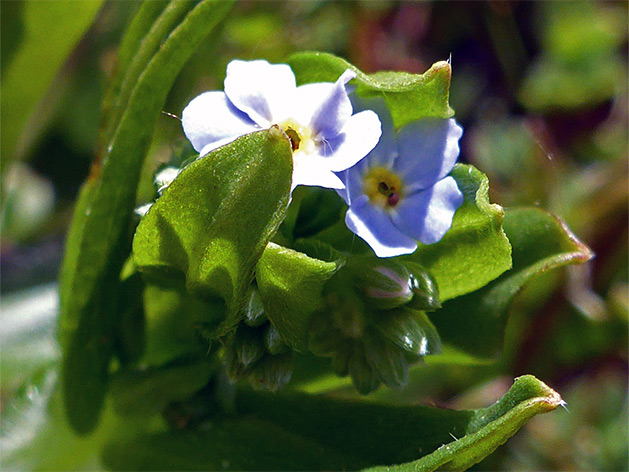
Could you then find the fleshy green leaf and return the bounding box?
[0,0,105,167]
[105,375,562,471]
[364,375,564,471]
[256,242,342,351]
[133,129,293,332]
[58,0,234,435]
[404,164,512,302]
[431,207,593,360]
[287,51,453,128]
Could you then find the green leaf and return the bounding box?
[133,129,293,332]
[287,51,454,128]
[0,0,104,167]
[58,0,234,435]
[404,164,512,302]
[56,371,562,472]
[102,417,350,471]
[364,375,564,471]
[256,242,341,351]
[431,207,593,360]
[100,0,192,153]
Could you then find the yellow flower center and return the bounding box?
[280,119,316,159]
[363,167,404,208]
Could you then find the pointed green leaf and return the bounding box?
[404,164,512,302]
[287,51,453,128]
[228,374,562,471]
[58,0,234,434]
[365,375,564,471]
[1,0,105,167]
[256,242,341,351]
[133,130,293,331]
[100,0,193,153]
[432,207,593,360]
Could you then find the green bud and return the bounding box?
[250,353,294,392]
[349,343,380,395]
[308,312,342,355]
[364,331,409,390]
[373,309,429,357]
[243,286,267,327]
[353,259,415,310]
[331,344,352,377]
[405,263,440,311]
[265,324,288,355]
[234,326,265,369]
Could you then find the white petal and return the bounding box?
[295,69,356,138]
[345,195,417,258]
[292,156,345,191]
[224,59,296,127]
[154,166,180,193]
[182,91,258,154]
[135,203,153,217]
[390,176,464,245]
[317,110,382,172]
[395,118,463,193]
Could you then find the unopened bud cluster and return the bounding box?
[223,287,293,391]
[309,258,441,394]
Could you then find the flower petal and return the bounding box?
[292,155,345,191]
[224,59,296,127]
[345,195,417,258]
[317,110,382,172]
[296,69,356,138]
[390,176,464,245]
[395,118,463,193]
[182,91,258,155]
[350,96,397,169]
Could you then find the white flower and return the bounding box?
[181,59,381,190]
[337,100,464,258]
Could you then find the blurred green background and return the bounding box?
[2,1,627,470]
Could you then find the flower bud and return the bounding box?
[354,260,415,310]
[373,309,428,357]
[264,324,288,355]
[364,331,409,390]
[234,326,265,368]
[250,353,294,392]
[349,343,380,395]
[243,286,267,327]
[405,263,440,311]
[331,345,352,377]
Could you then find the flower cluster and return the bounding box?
[175,59,464,258]
[182,59,381,191]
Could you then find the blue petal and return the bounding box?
[302,69,355,138]
[182,91,258,155]
[316,110,382,172]
[345,195,417,258]
[390,176,464,245]
[223,59,296,127]
[395,118,463,193]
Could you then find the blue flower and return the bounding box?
[182,59,381,190]
[337,100,464,258]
